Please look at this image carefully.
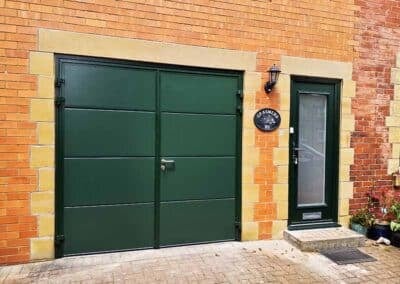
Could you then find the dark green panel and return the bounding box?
[159,199,235,246]
[64,109,155,157]
[288,77,340,230]
[63,62,156,110]
[63,204,154,255]
[160,71,238,114]
[161,113,236,156]
[160,157,235,201]
[64,158,154,206]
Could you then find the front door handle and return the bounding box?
[292,143,305,166]
[161,159,175,172]
[292,147,306,165]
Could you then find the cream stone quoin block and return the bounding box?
[271,56,356,238]
[387,54,400,175]
[28,29,261,260]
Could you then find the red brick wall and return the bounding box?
[350,0,400,214]
[0,0,356,264]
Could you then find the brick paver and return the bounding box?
[0,240,399,283]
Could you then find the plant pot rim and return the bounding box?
[375,220,390,225]
[350,221,368,227]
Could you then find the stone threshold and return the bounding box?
[283,227,366,251]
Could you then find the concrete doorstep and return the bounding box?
[283,227,366,251]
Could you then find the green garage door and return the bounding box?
[56,56,242,256]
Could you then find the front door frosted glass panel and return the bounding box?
[297,93,327,206]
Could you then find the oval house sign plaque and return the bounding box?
[254,108,281,132]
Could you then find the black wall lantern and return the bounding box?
[264,64,281,94]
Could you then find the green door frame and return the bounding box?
[54,55,243,257]
[288,76,341,230]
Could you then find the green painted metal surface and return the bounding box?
[64,109,155,157]
[56,55,242,256]
[160,71,237,114]
[160,113,236,156]
[63,204,154,255]
[63,62,156,110]
[159,199,235,245]
[64,158,154,206]
[160,157,235,201]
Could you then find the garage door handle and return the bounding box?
[161,159,175,172]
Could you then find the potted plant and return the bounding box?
[350,208,374,236]
[367,190,392,240]
[390,200,400,247]
[369,219,392,240]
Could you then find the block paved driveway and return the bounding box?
[1,240,399,283]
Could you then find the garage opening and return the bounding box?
[55,55,243,256]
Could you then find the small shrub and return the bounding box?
[350,208,374,228]
[390,201,400,232]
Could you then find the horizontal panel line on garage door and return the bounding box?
[160,197,235,204]
[65,198,235,208]
[65,156,236,158]
[159,155,236,158]
[65,198,235,209]
[64,157,155,159]
[64,202,154,208]
[161,111,236,116]
[64,107,155,113]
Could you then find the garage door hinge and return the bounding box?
[235,221,241,235]
[55,78,65,88]
[55,96,65,107]
[236,105,242,114]
[55,235,65,246]
[236,90,243,100]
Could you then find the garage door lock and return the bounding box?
[161,159,175,172]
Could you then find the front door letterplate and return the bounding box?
[302,212,322,220]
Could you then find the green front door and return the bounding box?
[56,56,242,256]
[288,77,340,230]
